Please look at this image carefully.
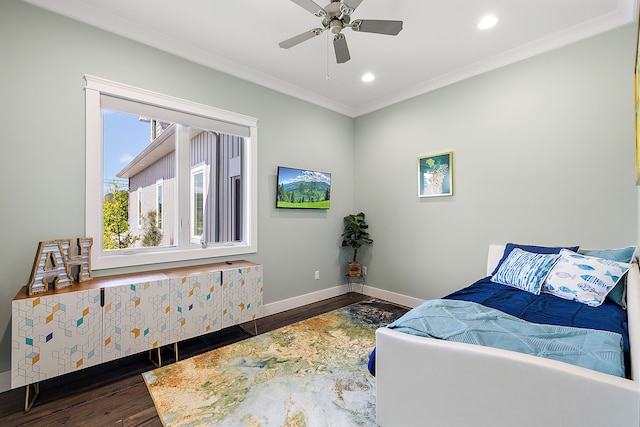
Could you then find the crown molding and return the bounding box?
[23,0,638,118]
[354,2,638,117]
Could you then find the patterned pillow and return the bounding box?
[542,249,631,307]
[578,246,638,308]
[491,248,560,294]
[491,243,579,275]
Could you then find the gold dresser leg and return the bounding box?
[239,319,259,336]
[24,382,40,412]
[166,342,179,362]
[149,343,179,367]
[149,347,162,368]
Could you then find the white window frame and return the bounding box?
[190,164,207,244]
[85,75,258,270]
[156,178,163,230]
[137,187,143,229]
[231,175,242,242]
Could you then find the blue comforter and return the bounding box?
[446,276,630,364]
[368,276,629,377]
[386,299,625,377]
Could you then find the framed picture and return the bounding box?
[418,152,453,197]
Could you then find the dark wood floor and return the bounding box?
[0,293,373,426]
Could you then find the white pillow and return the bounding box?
[542,249,631,307]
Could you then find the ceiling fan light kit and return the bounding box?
[280,0,403,64]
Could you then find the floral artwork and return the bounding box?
[418,152,453,197]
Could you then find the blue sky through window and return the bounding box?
[103,110,150,193]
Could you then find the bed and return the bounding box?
[374,244,640,427]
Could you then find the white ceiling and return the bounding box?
[23,0,638,117]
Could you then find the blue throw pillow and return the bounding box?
[578,246,637,308]
[491,243,579,275]
[491,248,560,295]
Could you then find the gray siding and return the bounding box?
[129,152,176,246]
[191,131,218,244]
[218,134,243,242]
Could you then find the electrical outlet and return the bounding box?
[362,266,367,275]
[315,270,320,280]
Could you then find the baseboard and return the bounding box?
[0,369,10,393]
[0,283,420,394]
[360,285,424,308]
[262,284,351,317]
[261,283,423,316]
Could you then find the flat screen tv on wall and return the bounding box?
[276,166,331,209]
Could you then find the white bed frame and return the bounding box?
[376,244,640,427]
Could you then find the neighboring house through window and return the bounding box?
[85,75,258,270]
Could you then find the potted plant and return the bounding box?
[341,212,373,277]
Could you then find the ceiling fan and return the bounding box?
[279,0,403,64]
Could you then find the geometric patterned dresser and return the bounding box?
[12,261,263,390]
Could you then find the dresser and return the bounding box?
[11,261,263,392]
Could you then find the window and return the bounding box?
[190,164,206,243]
[137,187,143,229]
[85,75,258,270]
[231,175,242,241]
[156,179,163,230]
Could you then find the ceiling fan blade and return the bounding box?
[279,28,324,49]
[351,19,403,36]
[333,34,351,64]
[344,0,364,11]
[289,0,326,17]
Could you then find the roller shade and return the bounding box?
[101,94,250,138]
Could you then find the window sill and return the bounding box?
[92,241,257,271]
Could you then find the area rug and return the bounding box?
[142,299,407,426]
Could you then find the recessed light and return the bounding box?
[478,15,499,30]
[361,73,375,82]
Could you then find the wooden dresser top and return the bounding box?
[14,260,259,300]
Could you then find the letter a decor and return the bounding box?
[27,237,93,295]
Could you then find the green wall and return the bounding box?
[353,24,638,300]
[0,0,354,374]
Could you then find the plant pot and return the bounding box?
[348,262,362,277]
